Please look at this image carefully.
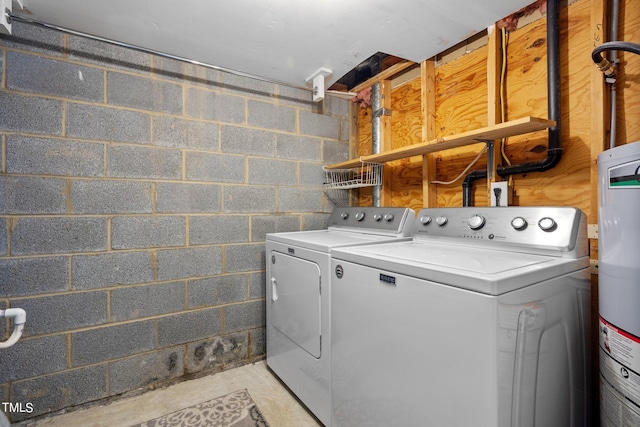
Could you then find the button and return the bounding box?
[373,214,383,221]
[511,217,527,230]
[435,216,448,226]
[340,212,349,220]
[383,214,394,222]
[467,215,485,230]
[355,212,365,221]
[538,217,556,231]
[420,215,432,225]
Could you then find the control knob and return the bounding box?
[511,217,527,230]
[538,217,556,231]
[435,216,448,226]
[373,213,383,222]
[340,212,349,220]
[383,214,394,222]
[420,215,432,225]
[467,214,485,230]
[355,212,366,222]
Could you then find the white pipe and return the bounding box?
[0,308,26,349]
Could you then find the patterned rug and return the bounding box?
[129,389,270,427]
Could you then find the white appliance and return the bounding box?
[598,141,640,427]
[330,206,591,427]
[266,207,415,426]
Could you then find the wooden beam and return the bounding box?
[421,60,437,208]
[380,79,393,205]
[486,25,502,204]
[325,116,556,169]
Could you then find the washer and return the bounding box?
[266,207,415,426]
[330,207,591,427]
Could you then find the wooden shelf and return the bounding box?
[324,116,555,169]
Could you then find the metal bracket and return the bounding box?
[306,67,332,103]
[475,139,495,182]
[373,108,392,118]
[1,0,11,35]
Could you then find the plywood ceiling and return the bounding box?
[10,0,534,89]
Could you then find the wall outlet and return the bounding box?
[490,182,510,207]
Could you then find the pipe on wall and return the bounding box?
[371,83,382,207]
[462,0,562,206]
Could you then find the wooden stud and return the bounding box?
[421,60,437,208]
[380,79,393,205]
[486,25,503,204]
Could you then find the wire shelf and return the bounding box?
[323,161,383,190]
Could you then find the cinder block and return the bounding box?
[0,335,67,383]
[0,256,68,297]
[71,180,152,214]
[0,22,65,56]
[0,176,67,215]
[220,125,275,157]
[0,218,6,256]
[110,282,185,322]
[223,186,276,213]
[157,246,222,281]
[277,134,322,161]
[7,52,104,102]
[249,328,266,358]
[277,85,314,108]
[0,92,62,135]
[152,116,218,150]
[185,88,246,123]
[67,103,150,144]
[220,73,275,100]
[72,251,154,290]
[152,56,220,86]
[156,183,221,214]
[299,110,340,140]
[107,145,182,179]
[322,140,350,164]
[11,217,107,256]
[108,347,184,395]
[251,215,300,242]
[185,151,245,183]
[19,292,107,336]
[107,71,182,114]
[188,275,248,309]
[68,35,151,72]
[223,300,265,334]
[249,271,266,300]
[298,162,325,187]
[111,216,186,249]
[278,187,323,213]
[10,365,107,422]
[302,213,330,231]
[7,136,105,177]
[156,308,222,347]
[224,243,265,273]
[248,158,297,186]
[247,100,295,132]
[190,215,249,245]
[185,332,248,374]
[72,321,155,366]
[324,93,350,117]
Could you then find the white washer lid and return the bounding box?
[266,229,409,253]
[332,240,589,295]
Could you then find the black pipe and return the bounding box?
[462,0,562,206]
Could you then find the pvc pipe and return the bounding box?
[0,308,26,349]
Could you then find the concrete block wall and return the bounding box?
[0,22,349,422]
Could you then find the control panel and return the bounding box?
[328,207,414,234]
[413,207,586,254]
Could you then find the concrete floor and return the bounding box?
[19,361,322,427]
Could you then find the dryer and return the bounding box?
[330,207,591,427]
[266,207,415,426]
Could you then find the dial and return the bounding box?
[435,216,448,226]
[511,217,527,230]
[538,217,556,231]
[340,212,349,220]
[467,214,485,230]
[420,215,432,225]
[383,214,394,222]
[373,213,383,222]
[355,212,366,221]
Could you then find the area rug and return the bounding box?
[129,389,270,427]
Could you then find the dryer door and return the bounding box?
[270,251,322,358]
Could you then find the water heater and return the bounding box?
[598,141,640,426]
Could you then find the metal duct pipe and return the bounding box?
[462,0,562,206]
[371,83,382,207]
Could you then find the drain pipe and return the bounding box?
[462,0,562,206]
[371,83,382,207]
[0,308,26,349]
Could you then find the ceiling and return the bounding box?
[8,0,534,92]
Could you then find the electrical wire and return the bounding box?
[431,146,488,185]
[500,27,513,187]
